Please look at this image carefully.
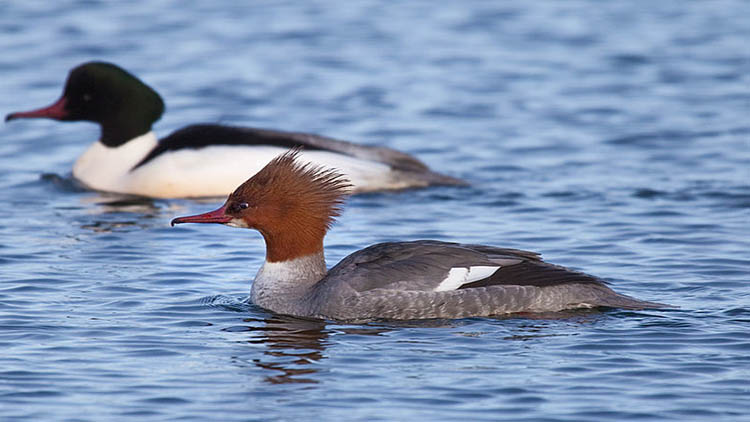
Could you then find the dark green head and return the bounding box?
[6,61,165,147]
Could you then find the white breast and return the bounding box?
[72,132,159,194]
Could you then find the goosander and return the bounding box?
[5,61,465,198]
[171,149,667,320]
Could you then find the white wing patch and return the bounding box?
[434,266,501,292]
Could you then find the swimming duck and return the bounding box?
[171,149,667,320]
[6,62,464,198]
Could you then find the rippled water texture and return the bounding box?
[1,1,749,421]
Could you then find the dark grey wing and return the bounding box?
[458,260,606,289]
[322,240,571,293]
[135,124,430,172]
[276,130,431,173]
[317,240,669,318]
[254,130,469,188]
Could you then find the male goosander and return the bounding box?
[171,150,667,320]
[5,61,464,198]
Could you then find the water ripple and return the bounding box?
[0,1,749,421]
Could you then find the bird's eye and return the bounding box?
[230,202,250,213]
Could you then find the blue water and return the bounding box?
[1,1,749,421]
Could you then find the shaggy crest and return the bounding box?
[226,148,352,262]
[230,148,351,228]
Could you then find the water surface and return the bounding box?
[1,1,749,421]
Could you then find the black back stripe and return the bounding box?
[458,261,606,289]
[132,124,333,170]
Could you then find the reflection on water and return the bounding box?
[40,172,88,193]
[78,195,163,233]
[68,189,179,233]
[42,173,225,231]
[248,316,328,384]
[224,315,391,384]
[80,220,144,233]
[223,311,612,384]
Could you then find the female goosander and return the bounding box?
[5,61,464,198]
[171,150,667,320]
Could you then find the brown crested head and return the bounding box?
[172,148,352,262]
[227,148,351,229]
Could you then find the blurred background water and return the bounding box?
[1,1,749,421]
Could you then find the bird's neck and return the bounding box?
[99,116,153,147]
[250,252,327,315]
